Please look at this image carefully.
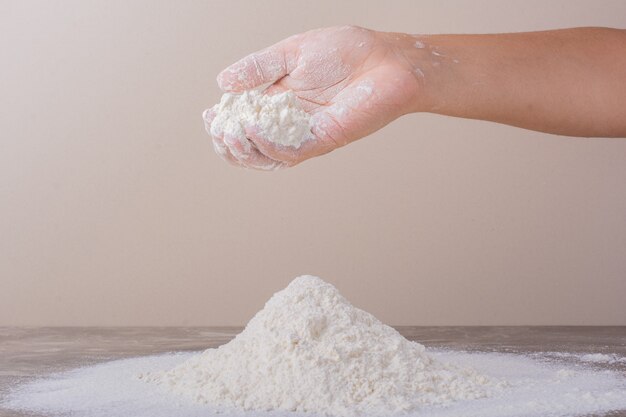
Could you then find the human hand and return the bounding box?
[204,26,424,169]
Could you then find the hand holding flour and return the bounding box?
[204,26,626,169]
[204,26,421,169]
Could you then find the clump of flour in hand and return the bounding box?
[142,276,499,416]
[208,90,312,148]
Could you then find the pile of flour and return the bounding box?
[208,90,312,148]
[142,276,499,416]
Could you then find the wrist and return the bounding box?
[385,33,463,115]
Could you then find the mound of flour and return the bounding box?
[208,90,312,148]
[142,276,498,416]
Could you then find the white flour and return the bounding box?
[208,90,312,148]
[141,276,499,416]
[5,335,626,417]
[4,279,626,417]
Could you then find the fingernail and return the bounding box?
[216,67,239,92]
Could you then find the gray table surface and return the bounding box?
[1,326,625,417]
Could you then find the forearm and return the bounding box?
[398,28,626,137]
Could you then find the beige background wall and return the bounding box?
[1,0,625,326]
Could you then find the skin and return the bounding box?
[205,26,626,169]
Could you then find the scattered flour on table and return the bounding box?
[541,351,626,365]
[207,90,312,148]
[141,276,499,416]
[4,276,626,417]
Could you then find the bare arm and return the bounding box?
[403,27,626,137]
[206,26,626,169]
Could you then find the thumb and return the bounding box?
[216,39,296,92]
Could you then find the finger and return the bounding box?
[204,107,243,167]
[205,107,245,167]
[243,125,325,168]
[242,125,291,162]
[263,82,290,97]
[216,37,299,92]
[224,133,285,171]
[202,107,217,135]
[309,111,350,148]
[212,135,244,168]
